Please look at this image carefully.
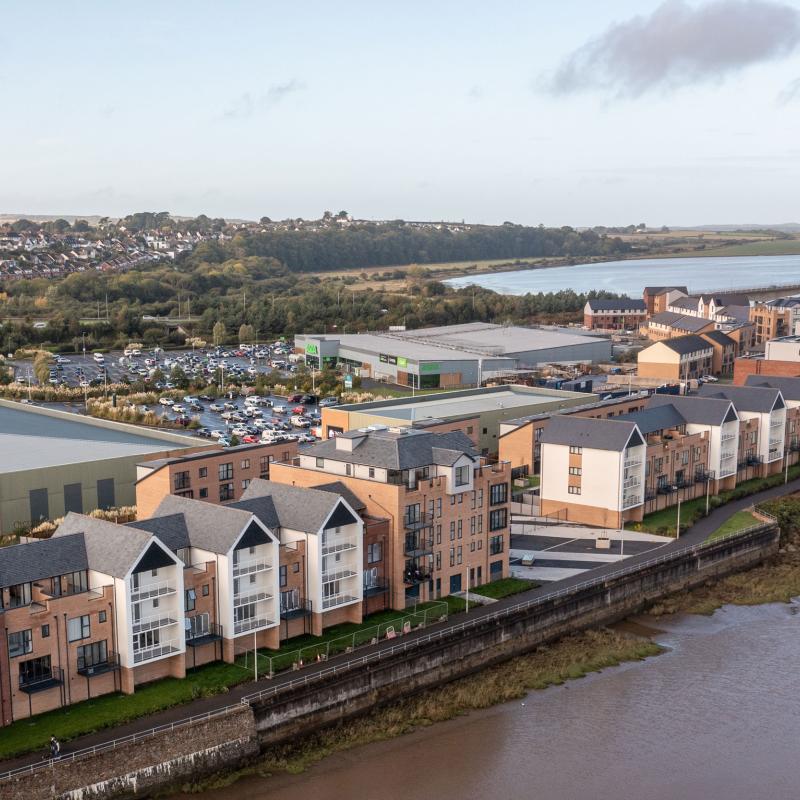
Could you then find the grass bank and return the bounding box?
[198,628,662,788]
[471,577,539,599]
[706,509,759,541]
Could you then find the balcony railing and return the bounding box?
[623,476,642,490]
[404,533,434,558]
[321,568,358,583]
[322,593,359,610]
[280,597,313,619]
[132,615,179,635]
[770,417,784,428]
[130,580,176,604]
[403,562,431,585]
[133,640,180,664]
[233,590,273,607]
[363,579,389,598]
[19,665,64,693]
[321,534,358,556]
[77,652,120,676]
[185,622,224,646]
[624,457,642,469]
[721,432,737,443]
[622,494,642,508]
[403,512,433,531]
[232,558,273,579]
[234,617,273,635]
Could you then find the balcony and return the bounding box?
[232,558,273,579]
[770,417,784,429]
[321,568,358,583]
[624,457,642,469]
[321,533,358,556]
[19,665,64,694]
[132,615,179,635]
[403,562,431,585]
[623,476,641,490]
[363,579,389,598]
[185,622,224,647]
[132,640,180,664]
[130,580,176,604]
[747,454,763,467]
[404,532,434,558]
[403,512,433,532]
[280,597,313,620]
[233,589,273,607]
[694,469,714,483]
[234,617,273,635]
[622,494,642,508]
[77,652,120,677]
[721,432,737,443]
[322,593,359,610]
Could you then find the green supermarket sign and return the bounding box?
[305,343,319,355]
[397,357,408,367]
[419,362,440,373]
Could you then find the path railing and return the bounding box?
[0,513,777,783]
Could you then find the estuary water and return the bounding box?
[445,254,800,297]
[198,602,800,800]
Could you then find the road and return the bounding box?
[1,476,797,776]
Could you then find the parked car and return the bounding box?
[210,403,224,412]
[159,397,174,406]
[288,393,303,403]
[319,396,339,407]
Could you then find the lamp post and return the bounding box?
[674,488,682,539]
[785,447,790,485]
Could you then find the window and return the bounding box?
[346,463,352,476]
[199,467,208,478]
[436,498,442,518]
[490,483,508,505]
[152,569,158,577]
[316,457,325,468]
[457,520,463,539]
[8,583,31,608]
[203,584,210,596]
[489,508,507,531]
[457,546,463,565]
[200,487,208,498]
[218,462,233,481]
[449,547,455,567]
[174,471,190,491]
[568,467,582,476]
[98,610,107,623]
[466,426,474,435]
[135,630,160,652]
[67,615,91,642]
[568,485,582,495]
[241,479,251,490]
[470,516,476,535]
[404,503,421,526]
[187,614,210,639]
[435,552,441,570]
[368,467,375,479]
[489,535,504,555]
[470,541,476,552]
[219,483,235,501]
[279,565,287,588]
[41,624,50,639]
[569,446,583,455]
[185,588,196,612]
[450,521,456,541]
[77,640,108,671]
[455,465,470,486]
[281,588,300,613]
[477,489,484,508]
[153,598,159,608]
[367,542,382,563]
[259,456,270,479]
[436,524,441,544]
[65,571,88,594]
[19,655,52,687]
[8,630,32,658]
[241,458,250,469]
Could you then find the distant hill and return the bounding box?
[678,223,800,234]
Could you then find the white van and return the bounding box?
[93,352,105,363]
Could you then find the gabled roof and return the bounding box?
[698,384,785,413]
[647,394,738,426]
[657,335,714,356]
[744,375,800,401]
[649,311,686,326]
[53,513,167,579]
[539,415,643,452]
[644,286,688,295]
[0,533,87,589]
[304,428,477,470]
[700,329,735,347]
[313,481,366,511]
[669,296,701,311]
[151,494,259,554]
[618,404,686,435]
[127,513,190,552]
[586,298,646,313]
[236,479,359,533]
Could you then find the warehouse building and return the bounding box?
[0,401,203,534]
[321,384,596,454]
[296,322,611,389]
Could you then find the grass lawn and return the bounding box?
[706,510,760,541]
[635,497,708,537]
[471,577,539,599]
[0,660,253,760]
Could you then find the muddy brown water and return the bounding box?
[194,602,800,800]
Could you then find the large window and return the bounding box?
[218,462,234,481]
[19,655,51,687]
[489,482,508,505]
[174,471,191,491]
[367,542,382,564]
[219,483,235,502]
[489,535,504,555]
[67,614,91,642]
[185,588,196,612]
[77,640,108,671]
[8,583,31,608]
[489,508,507,532]
[455,465,470,487]
[7,629,32,658]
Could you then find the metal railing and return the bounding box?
[129,580,176,604]
[132,615,179,635]
[2,513,778,783]
[232,558,273,578]
[132,640,180,664]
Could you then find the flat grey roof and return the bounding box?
[0,404,192,473]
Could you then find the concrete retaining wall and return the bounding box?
[0,523,779,800]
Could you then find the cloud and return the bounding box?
[778,76,800,103]
[221,79,306,120]
[543,0,800,97]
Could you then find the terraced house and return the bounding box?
[269,427,511,609]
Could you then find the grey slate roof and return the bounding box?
[53,513,162,579]
[647,394,738,426]
[304,428,477,470]
[138,442,276,476]
[539,415,642,452]
[644,286,688,294]
[649,311,686,326]
[0,533,87,589]
[586,298,646,312]
[658,335,713,356]
[127,514,190,552]
[700,329,735,347]
[669,296,701,311]
[698,384,784,413]
[314,481,367,511]
[236,479,354,533]
[618,404,686,435]
[744,375,800,401]
[152,494,258,554]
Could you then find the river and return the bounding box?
[445,254,800,296]
[194,602,800,800]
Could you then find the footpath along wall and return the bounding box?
[0,521,780,800]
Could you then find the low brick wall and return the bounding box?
[0,706,258,800]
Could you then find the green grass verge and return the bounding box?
[706,510,760,541]
[0,660,252,761]
[471,577,539,599]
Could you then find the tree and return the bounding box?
[238,323,255,344]
[170,365,189,389]
[212,320,226,346]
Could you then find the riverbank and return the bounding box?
[193,628,663,791]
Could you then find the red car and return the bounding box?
[242,434,259,443]
[292,405,305,414]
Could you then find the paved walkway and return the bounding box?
[2,476,798,776]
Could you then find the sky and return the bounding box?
[2,0,800,226]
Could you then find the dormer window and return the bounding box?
[455,465,470,487]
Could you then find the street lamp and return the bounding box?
[672,486,682,538]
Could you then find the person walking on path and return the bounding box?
[49,736,60,760]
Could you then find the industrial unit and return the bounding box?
[296,322,611,389]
